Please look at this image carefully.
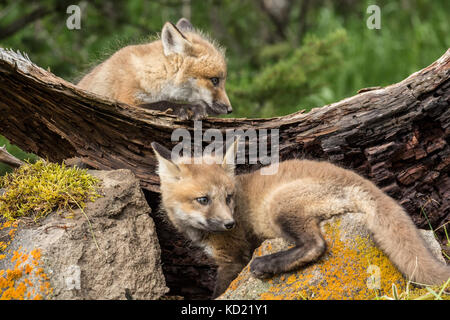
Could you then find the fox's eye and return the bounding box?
[210,77,220,86]
[226,194,233,204]
[196,196,210,205]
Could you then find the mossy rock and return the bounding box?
[218,212,446,300]
[0,168,169,300]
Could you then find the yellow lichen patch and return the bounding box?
[0,248,52,300]
[286,274,297,285]
[252,218,411,300]
[260,292,284,300]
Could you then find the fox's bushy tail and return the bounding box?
[365,192,450,285]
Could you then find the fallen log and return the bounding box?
[0,145,24,168]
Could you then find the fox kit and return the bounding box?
[77,18,232,119]
[152,142,450,297]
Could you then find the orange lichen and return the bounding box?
[24,264,32,275]
[260,292,284,300]
[30,248,41,260]
[0,247,52,300]
[23,278,33,287]
[0,221,19,255]
[226,265,251,293]
[286,274,297,285]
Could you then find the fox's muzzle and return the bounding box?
[205,218,236,232]
[209,101,232,115]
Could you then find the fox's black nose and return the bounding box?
[224,221,235,230]
[227,106,233,114]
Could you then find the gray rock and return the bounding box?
[0,169,168,300]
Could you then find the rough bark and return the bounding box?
[0,48,449,298]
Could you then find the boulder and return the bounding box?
[218,212,445,300]
[0,169,168,300]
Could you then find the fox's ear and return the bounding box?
[222,139,239,175]
[151,142,180,182]
[176,18,194,32]
[161,22,192,56]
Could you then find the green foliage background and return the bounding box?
[0,0,449,173]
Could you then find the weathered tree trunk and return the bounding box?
[0,145,23,168]
[0,48,449,298]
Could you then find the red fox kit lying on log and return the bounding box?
[77,18,232,119]
[151,141,450,297]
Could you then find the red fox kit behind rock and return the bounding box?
[77,18,232,120]
[151,141,450,297]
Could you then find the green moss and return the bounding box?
[0,160,100,222]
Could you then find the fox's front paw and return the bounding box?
[139,102,208,120]
[174,104,208,120]
[250,257,275,279]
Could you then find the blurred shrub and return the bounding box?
[228,29,348,117]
